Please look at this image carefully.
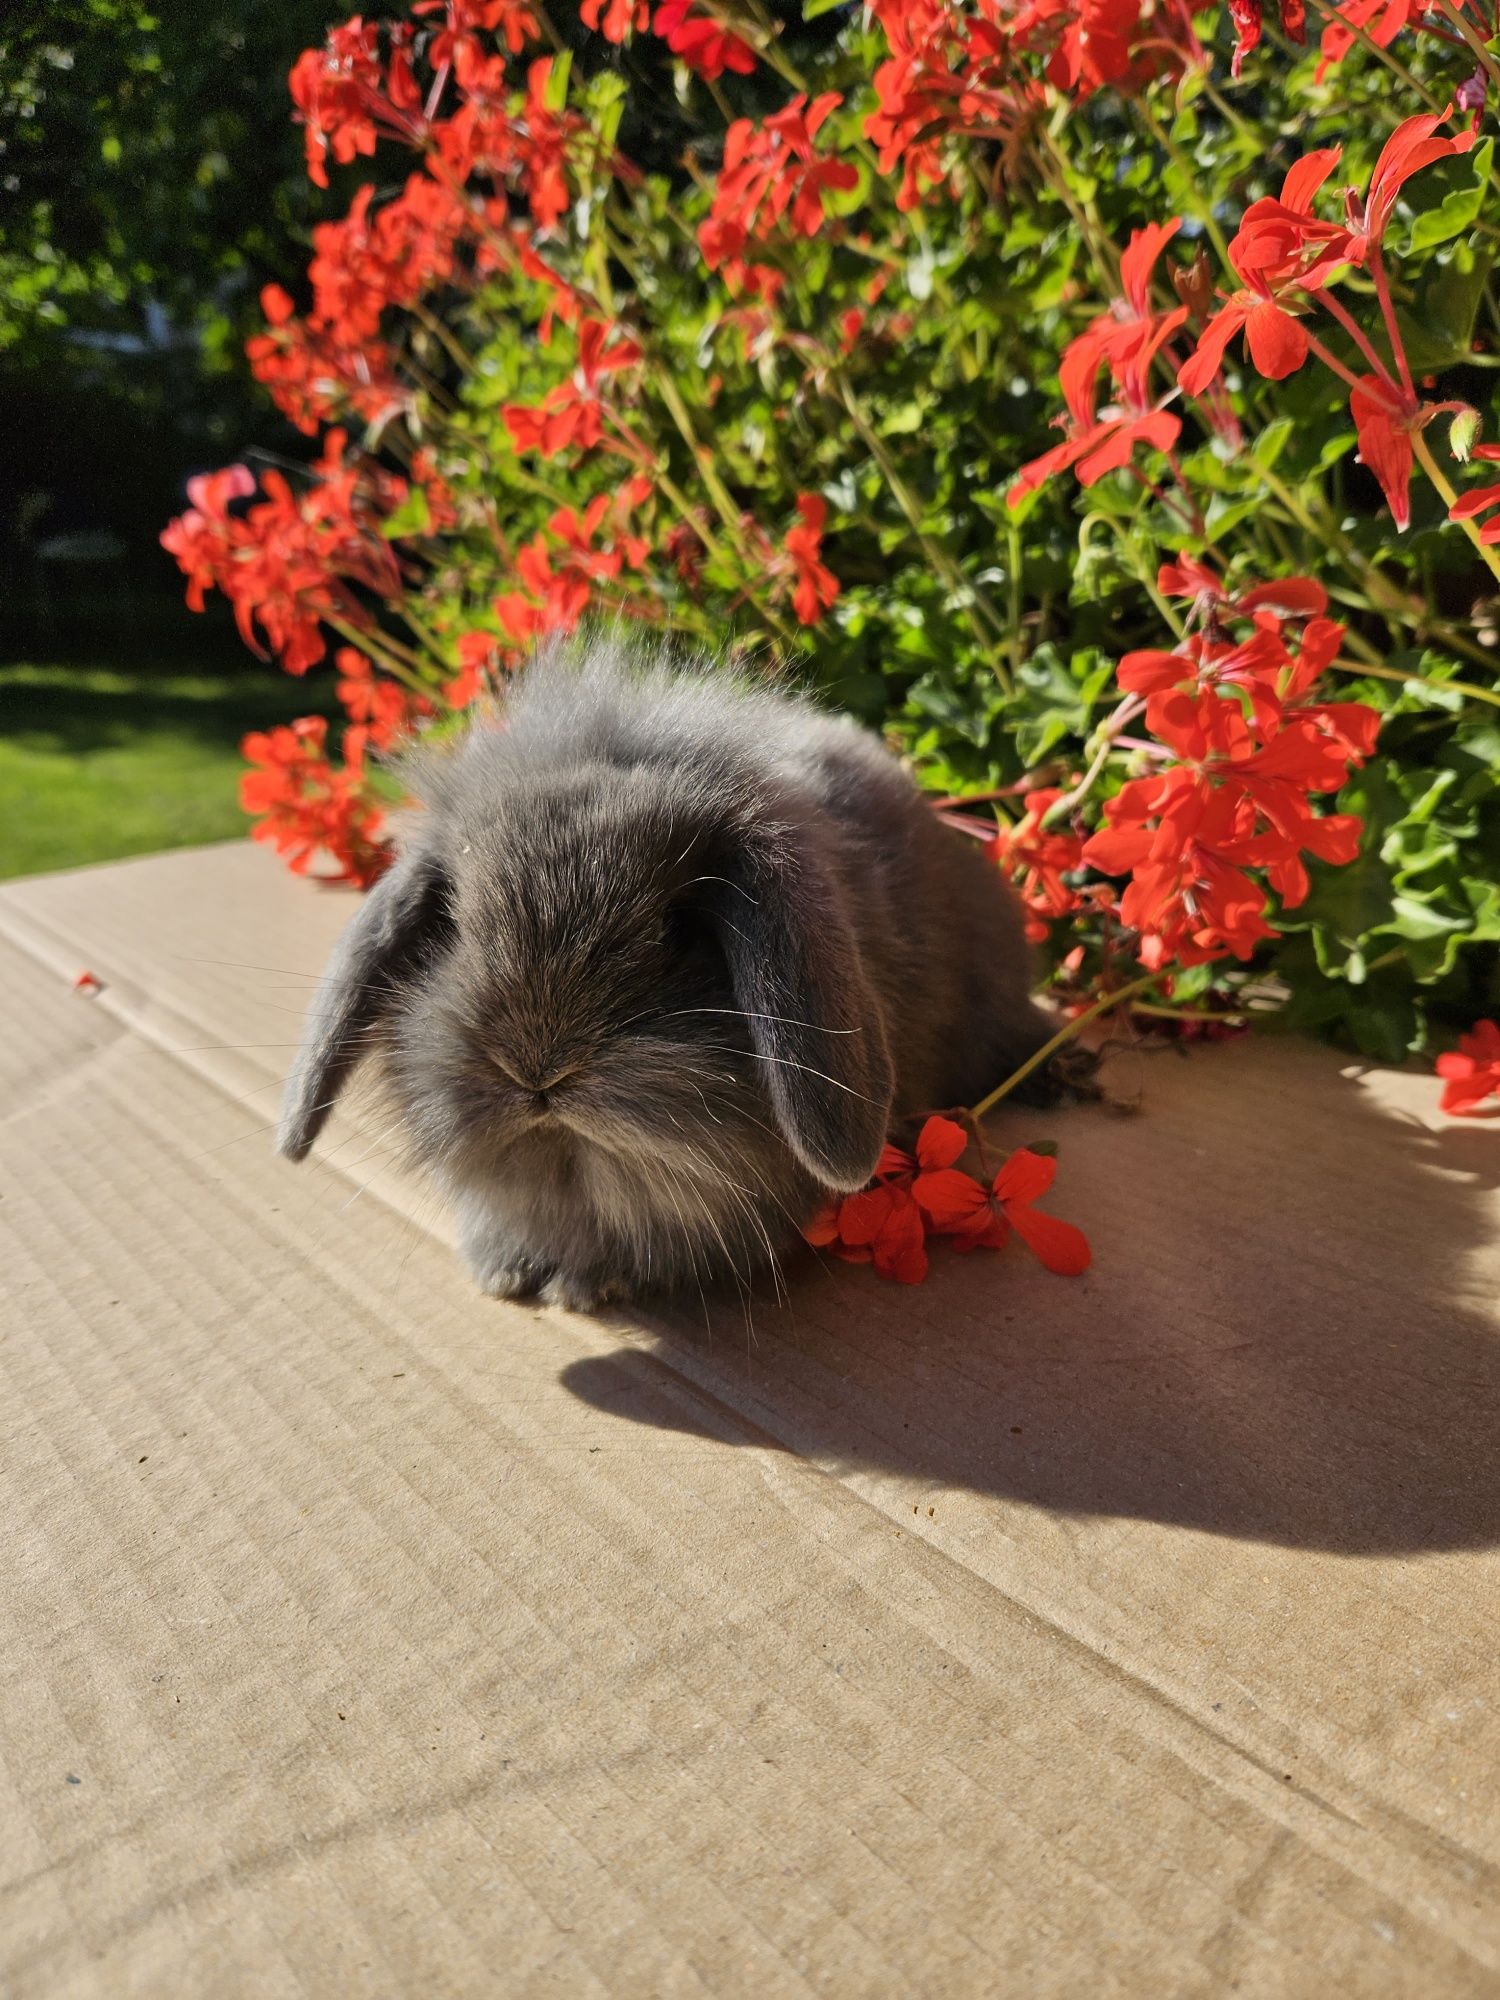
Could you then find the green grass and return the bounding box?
[0,661,336,882]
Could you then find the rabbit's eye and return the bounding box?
[662,893,712,958]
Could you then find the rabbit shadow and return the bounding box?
[560,1036,1500,1556]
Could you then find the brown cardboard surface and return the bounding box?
[2,839,1498,1999]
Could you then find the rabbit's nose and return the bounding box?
[493,1053,580,1096]
[527,1069,581,1116]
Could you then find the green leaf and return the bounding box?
[1405,139,1493,254]
[1250,417,1294,471]
[542,50,572,112]
[1400,238,1494,371]
[380,486,431,540]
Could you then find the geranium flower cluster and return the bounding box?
[490,482,653,648]
[1313,0,1485,82]
[1177,118,1477,530]
[240,718,391,887]
[864,0,1203,210]
[159,0,1495,1128]
[804,1116,1091,1283]
[502,319,644,459]
[1009,218,1197,505]
[1082,570,1379,966]
[698,93,858,272]
[160,439,405,675]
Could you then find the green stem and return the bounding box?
[1298,0,1446,113]
[608,410,800,648]
[1256,462,1413,619]
[968,971,1166,1121]
[652,365,748,545]
[1316,286,1401,395]
[1135,100,1232,268]
[742,0,811,91]
[1040,695,1146,826]
[1331,655,1500,709]
[1006,519,1024,680]
[1363,945,1406,974]
[1256,459,1499,664]
[412,303,479,379]
[328,620,436,701]
[834,374,1015,684]
[1031,135,1121,297]
[1429,0,1500,89]
[1197,71,1262,140]
[1412,426,1500,586]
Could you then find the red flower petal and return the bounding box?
[992,1148,1058,1205]
[802,1200,843,1247]
[838,1184,904,1247]
[1178,299,1251,396]
[1007,1204,1093,1276]
[1244,299,1309,380]
[869,1197,930,1283]
[1350,374,1414,530]
[915,1114,969,1170]
[912,1168,989,1227]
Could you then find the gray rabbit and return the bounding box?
[279,638,1068,1308]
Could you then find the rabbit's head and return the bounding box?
[278,725,896,1206]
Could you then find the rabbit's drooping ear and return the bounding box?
[719,831,895,1192]
[278,847,449,1162]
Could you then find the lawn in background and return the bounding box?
[0,660,336,881]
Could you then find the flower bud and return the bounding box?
[1450,407,1483,464]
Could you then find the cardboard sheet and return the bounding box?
[2,838,1498,1998]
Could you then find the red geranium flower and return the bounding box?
[415,0,541,62]
[804,1119,1092,1284]
[925,1148,1093,1276]
[652,0,756,78]
[698,93,857,271]
[805,1122,965,1283]
[1448,474,1500,543]
[1178,149,1350,395]
[503,318,644,458]
[781,494,840,624]
[582,0,650,35]
[240,716,391,886]
[1315,0,1418,78]
[1010,219,1187,503]
[1350,374,1420,531]
[1344,111,1475,263]
[1436,1021,1500,1116]
[995,789,1086,941]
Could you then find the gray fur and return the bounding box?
[278,637,1060,1307]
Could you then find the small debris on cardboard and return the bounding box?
[72,969,103,996]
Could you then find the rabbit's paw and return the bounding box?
[464,1242,552,1301]
[538,1269,632,1314]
